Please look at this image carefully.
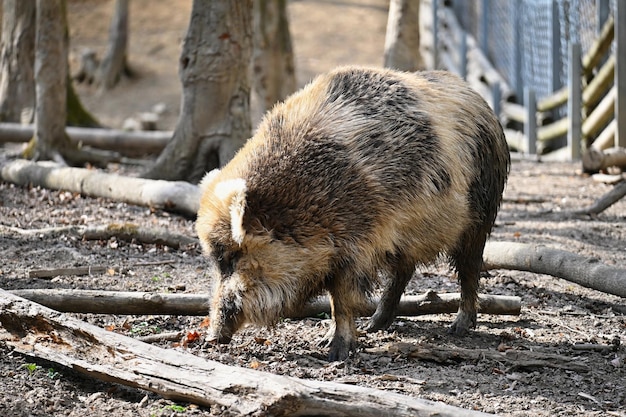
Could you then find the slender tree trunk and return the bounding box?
[251,0,296,126]
[383,0,424,71]
[97,0,130,90]
[31,0,71,162]
[0,0,36,123]
[143,0,253,183]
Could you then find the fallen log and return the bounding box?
[483,241,626,298]
[1,223,198,249]
[0,289,495,417]
[0,122,170,156]
[0,159,200,217]
[582,147,626,173]
[7,289,521,317]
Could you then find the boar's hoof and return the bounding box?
[365,310,396,333]
[206,332,232,345]
[449,310,477,336]
[328,336,355,362]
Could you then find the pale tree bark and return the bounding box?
[383,0,424,71]
[251,0,296,126]
[30,0,71,162]
[25,0,101,163]
[96,0,130,90]
[0,0,36,123]
[143,0,253,183]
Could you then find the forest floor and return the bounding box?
[1,0,625,416]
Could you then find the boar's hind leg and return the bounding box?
[449,230,488,335]
[366,253,415,332]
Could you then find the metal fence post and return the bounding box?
[616,0,626,147]
[513,1,523,102]
[550,0,562,93]
[492,82,501,120]
[433,0,439,70]
[596,0,610,33]
[597,0,610,67]
[568,43,582,160]
[460,31,468,79]
[524,88,537,155]
[480,0,490,53]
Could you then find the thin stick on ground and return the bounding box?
[1,223,198,249]
[570,181,626,216]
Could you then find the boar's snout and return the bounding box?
[208,290,244,345]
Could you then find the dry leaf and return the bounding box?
[253,336,268,345]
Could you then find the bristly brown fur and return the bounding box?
[196,66,510,360]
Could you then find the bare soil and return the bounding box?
[1,1,625,416]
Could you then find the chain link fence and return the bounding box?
[448,0,615,103]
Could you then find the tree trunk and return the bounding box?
[383,0,424,71]
[0,0,36,123]
[96,0,130,90]
[143,0,253,183]
[251,0,296,126]
[31,0,72,162]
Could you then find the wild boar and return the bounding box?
[196,66,510,361]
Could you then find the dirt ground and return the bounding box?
[1,0,625,416]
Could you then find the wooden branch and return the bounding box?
[8,289,521,317]
[0,159,200,217]
[582,15,614,78]
[483,241,626,298]
[571,180,626,216]
[537,117,568,142]
[582,54,615,112]
[591,119,616,150]
[0,289,494,417]
[28,265,115,279]
[582,85,616,139]
[0,123,170,156]
[582,147,626,173]
[2,223,198,249]
[25,260,176,279]
[367,342,590,372]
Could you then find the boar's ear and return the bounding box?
[214,178,247,245]
[198,169,221,192]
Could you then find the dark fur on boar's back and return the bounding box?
[196,66,510,361]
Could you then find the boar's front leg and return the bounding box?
[326,295,357,361]
[321,273,361,361]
